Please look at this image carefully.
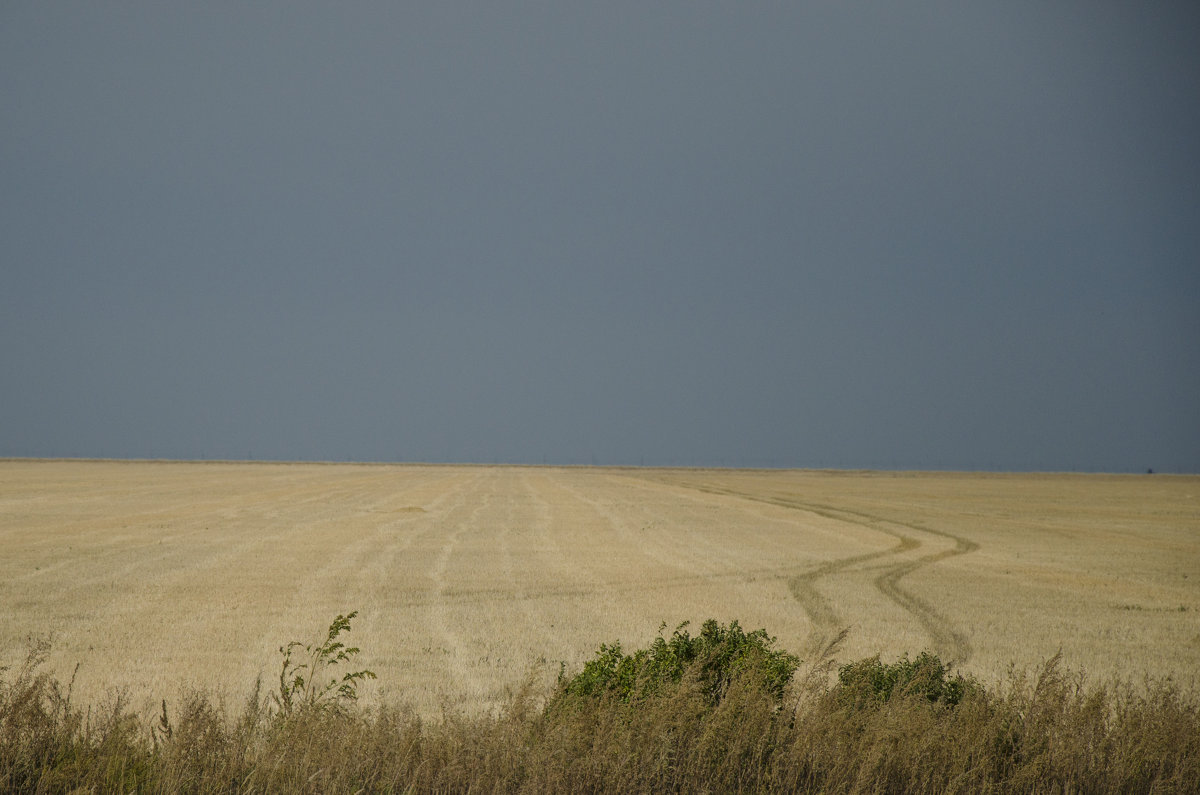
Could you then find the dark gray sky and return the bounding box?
[3,2,1198,471]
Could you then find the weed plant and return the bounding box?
[2,617,1198,793]
[271,611,376,716]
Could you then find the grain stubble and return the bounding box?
[2,461,1196,717]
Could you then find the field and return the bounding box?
[2,460,1197,719]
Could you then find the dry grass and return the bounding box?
[1,460,1198,720]
[2,628,1197,793]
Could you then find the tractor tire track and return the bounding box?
[873,548,973,665]
[644,477,978,663]
[427,472,495,699]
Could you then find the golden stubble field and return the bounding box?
[1,460,1197,718]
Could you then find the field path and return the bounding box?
[425,471,496,700]
[634,474,978,662]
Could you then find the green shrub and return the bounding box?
[557,619,800,706]
[836,650,974,706]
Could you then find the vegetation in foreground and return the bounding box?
[2,616,1198,793]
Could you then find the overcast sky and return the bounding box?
[2,2,1198,471]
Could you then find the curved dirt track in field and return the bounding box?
[645,477,978,663]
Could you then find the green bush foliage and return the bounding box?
[836,650,975,707]
[557,619,800,705]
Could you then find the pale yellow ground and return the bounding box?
[1,461,1197,718]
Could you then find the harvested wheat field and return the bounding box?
[1,460,1197,718]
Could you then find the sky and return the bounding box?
[2,2,1198,472]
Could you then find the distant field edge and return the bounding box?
[0,456,1195,475]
